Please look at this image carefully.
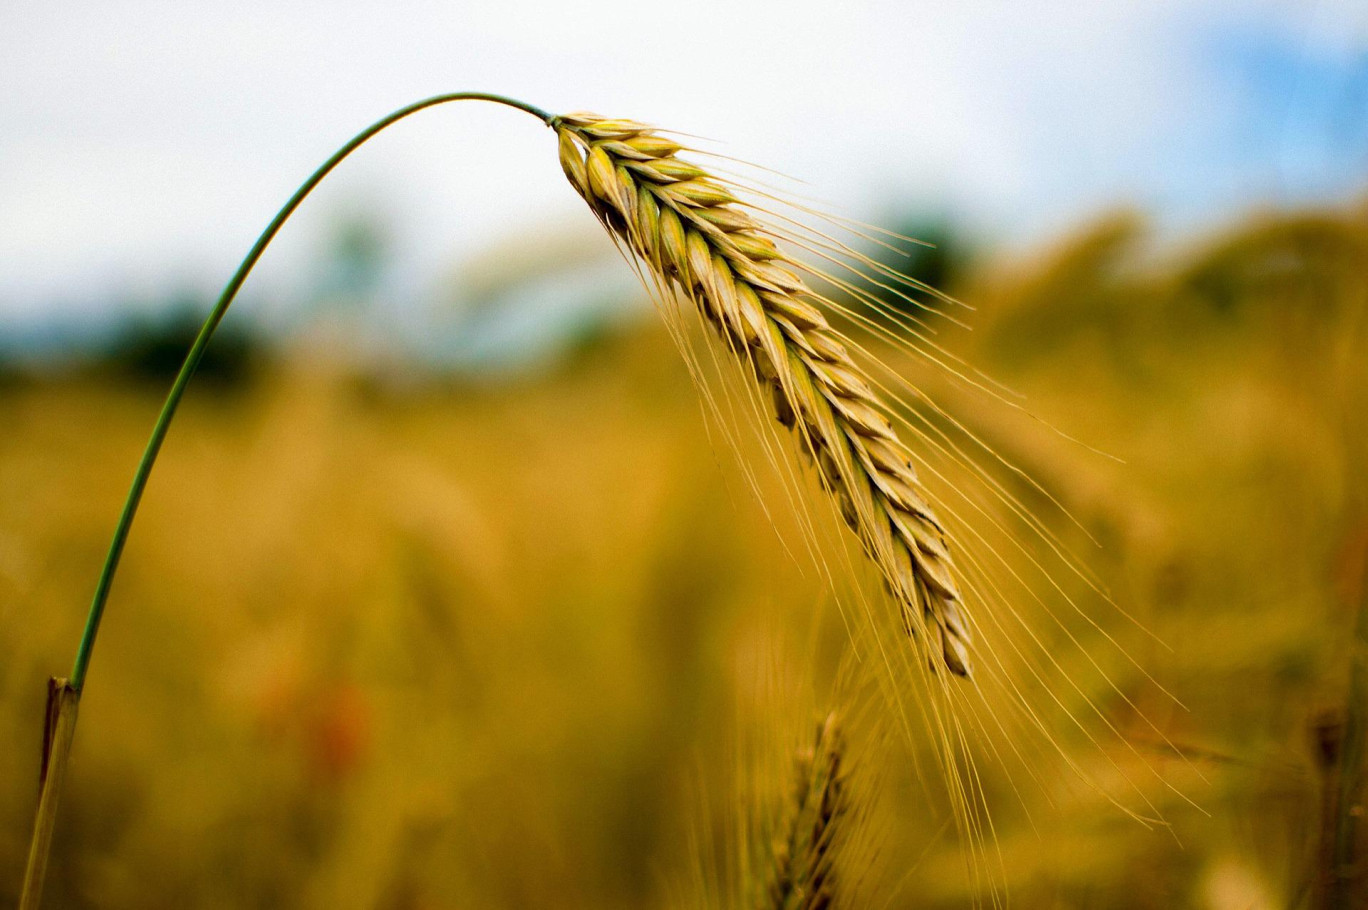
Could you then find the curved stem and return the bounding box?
[68,92,553,692]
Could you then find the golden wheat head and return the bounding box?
[763,712,849,910]
[553,111,971,676]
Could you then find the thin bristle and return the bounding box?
[554,114,972,676]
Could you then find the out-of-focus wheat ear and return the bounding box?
[763,713,848,910]
[554,113,973,677]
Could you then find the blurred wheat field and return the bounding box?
[3,202,1367,908]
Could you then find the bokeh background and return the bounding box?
[3,1,1368,907]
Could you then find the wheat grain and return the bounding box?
[554,112,972,676]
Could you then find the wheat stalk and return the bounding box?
[19,92,557,910]
[554,112,971,675]
[24,95,976,910]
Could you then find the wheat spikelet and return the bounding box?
[554,112,972,675]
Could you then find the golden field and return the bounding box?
[3,202,1367,908]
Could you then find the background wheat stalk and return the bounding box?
[554,112,972,676]
[763,713,849,910]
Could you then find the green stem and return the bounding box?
[68,91,552,692]
[22,89,552,910]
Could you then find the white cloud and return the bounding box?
[1,0,1364,313]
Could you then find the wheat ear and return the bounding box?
[763,713,849,910]
[554,112,971,675]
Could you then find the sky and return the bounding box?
[1,0,1366,331]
